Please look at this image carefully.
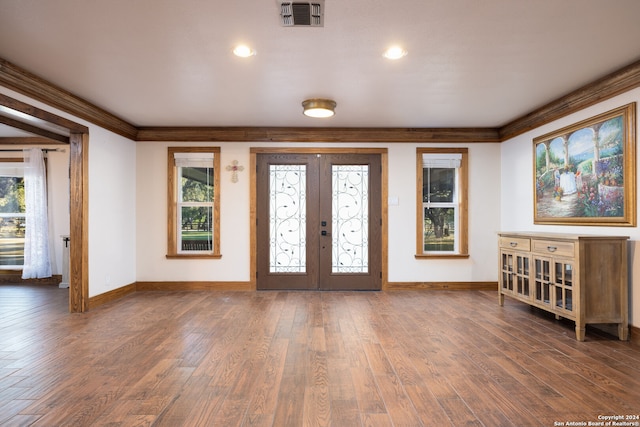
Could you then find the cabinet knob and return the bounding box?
[547,246,557,252]
[510,242,517,247]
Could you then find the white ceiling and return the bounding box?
[0,124,33,137]
[1,0,640,130]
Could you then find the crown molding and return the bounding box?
[0,58,137,140]
[2,56,640,143]
[500,58,640,141]
[136,126,501,143]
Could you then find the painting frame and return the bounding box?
[533,102,636,226]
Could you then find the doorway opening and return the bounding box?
[0,93,88,312]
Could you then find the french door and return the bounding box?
[256,152,382,290]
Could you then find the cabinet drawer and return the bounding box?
[531,239,575,257]
[499,236,530,251]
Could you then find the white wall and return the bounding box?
[0,87,137,298]
[387,143,502,282]
[500,87,640,327]
[136,140,251,281]
[87,126,137,296]
[46,148,70,276]
[135,141,502,283]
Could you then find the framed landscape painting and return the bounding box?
[533,103,636,226]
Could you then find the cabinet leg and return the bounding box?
[618,324,629,341]
[498,292,504,306]
[575,325,585,341]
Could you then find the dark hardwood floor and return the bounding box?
[1,284,639,426]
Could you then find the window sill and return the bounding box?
[415,253,470,259]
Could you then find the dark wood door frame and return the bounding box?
[0,93,89,312]
[250,147,388,291]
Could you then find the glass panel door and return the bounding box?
[319,154,381,290]
[257,152,382,291]
[256,153,319,290]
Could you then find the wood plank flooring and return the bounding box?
[1,284,640,426]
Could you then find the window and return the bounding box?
[167,147,221,258]
[0,159,25,268]
[416,148,468,258]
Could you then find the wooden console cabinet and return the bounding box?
[498,232,629,341]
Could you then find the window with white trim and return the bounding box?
[416,148,468,257]
[167,147,220,258]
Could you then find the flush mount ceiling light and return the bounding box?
[233,44,255,57]
[302,98,336,118]
[383,46,407,60]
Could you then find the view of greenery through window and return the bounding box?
[423,168,456,252]
[179,166,214,252]
[0,174,25,266]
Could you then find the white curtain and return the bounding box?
[22,148,52,279]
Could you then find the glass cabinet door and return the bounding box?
[516,255,530,297]
[500,252,531,300]
[501,252,514,292]
[533,257,551,307]
[553,261,574,312]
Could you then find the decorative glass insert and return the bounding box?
[269,165,306,273]
[332,165,369,273]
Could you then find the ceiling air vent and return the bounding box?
[280,1,324,27]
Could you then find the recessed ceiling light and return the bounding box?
[383,46,407,60]
[233,45,255,58]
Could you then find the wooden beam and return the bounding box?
[500,58,640,141]
[0,137,66,145]
[0,114,69,143]
[0,58,136,140]
[0,92,88,134]
[68,132,89,313]
[137,126,501,143]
